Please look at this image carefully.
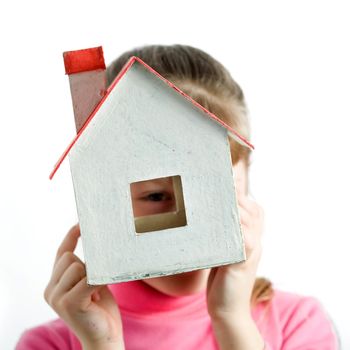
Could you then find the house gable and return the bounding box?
[50,56,254,180]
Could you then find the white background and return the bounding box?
[1,1,349,349]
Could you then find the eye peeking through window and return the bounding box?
[130,175,187,234]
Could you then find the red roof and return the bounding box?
[50,55,254,180]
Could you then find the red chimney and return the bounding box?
[63,46,106,133]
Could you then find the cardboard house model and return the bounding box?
[50,46,255,285]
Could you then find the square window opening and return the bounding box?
[130,175,187,234]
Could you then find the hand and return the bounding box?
[44,225,124,349]
[206,194,264,322]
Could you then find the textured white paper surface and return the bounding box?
[69,61,245,285]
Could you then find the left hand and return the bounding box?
[206,194,264,322]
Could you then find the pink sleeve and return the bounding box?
[15,320,78,350]
[280,297,338,350]
[260,296,338,350]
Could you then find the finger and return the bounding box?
[237,204,250,226]
[50,252,83,285]
[237,195,263,219]
[232,159,248,195]
[91,286,119,313]
[66,277,104,311]
[236,194,252,211]
[207,267,218,290]
[238,206,262,252]
[234,177,246,197]
[242,229,254,252]
[50,261,86,305]
[54,224,80,267]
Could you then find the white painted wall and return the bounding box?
[70,61,244,284]
[1,1,349,348]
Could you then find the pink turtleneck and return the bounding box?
[16,280,339,349]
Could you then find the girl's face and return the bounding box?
[131,159,248,296]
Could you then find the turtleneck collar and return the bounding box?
[108,279,209,318]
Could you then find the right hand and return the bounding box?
[44,224,124,350]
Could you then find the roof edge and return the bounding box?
[132,56,255,151]
[50,54,254,180]
[49,56,137,180]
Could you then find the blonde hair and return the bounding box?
[107,44,273,306]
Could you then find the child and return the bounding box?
[16,45,339,349]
